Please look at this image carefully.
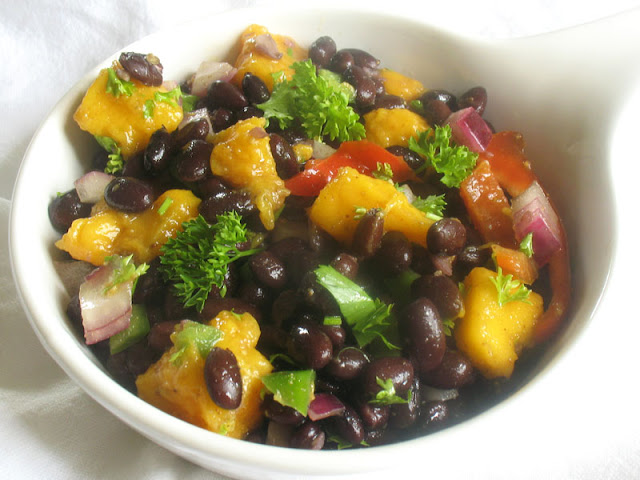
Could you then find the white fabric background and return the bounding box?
[2,1,640,478]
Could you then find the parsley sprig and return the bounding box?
[159,212,259,312]
[490,267,532,306]
[258,59,365,142]
[94,135,124,174]
[412,193,447,221]
[369,377,412,406]
[408,125,478,188]
[106,67,136,97]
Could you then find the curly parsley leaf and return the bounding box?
[369,377,412,406]
[106,67,136,97]
[408,125,478,188]
[412,193,447,221]
[442,318,456,337]
[315,265,398,349]
[372,162,393,181]
[490,267,532,306]
[519,232,534,258]
[94,135,124,174]
[159,212,259,312]
[258,59,365,142]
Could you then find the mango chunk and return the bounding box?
[379,68,425,101]
[363,108,430,148]
[55,190,200,266]
[454,267,543,379]
[74,65,183,157]
[136,311,272,439]
[308,167,434,247]
[232,24,307,91]
[211,117,289,230]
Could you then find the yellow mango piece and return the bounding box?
[379,68,425,101]
[73,65,183,157]
[308,167,434,247]
[232,25,307,91]
[136,311,272,439]
[364,108,430,148]
[455,267,543,379]
[211,117,289,230]
[55,190,200,266]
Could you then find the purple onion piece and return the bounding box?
[445,106,493,153]
[308,393,346,421]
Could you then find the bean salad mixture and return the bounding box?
[49,25,571,449]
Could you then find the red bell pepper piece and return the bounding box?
[285,140,414,196]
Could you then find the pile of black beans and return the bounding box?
[51,35,501,449]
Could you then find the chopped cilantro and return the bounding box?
[490,267,532,306]
[519,232,534,258]
[369,377,411,406]
[412,193,447,221]
[94,135,124,174]
[106,67,136,97]
[169,320,223,365]
[154,86,182,107]
[314,265,398,349]
[159,213,259,312]
[372,162,393,181]
[408,125,478,188]
[353,205,368,220]
[102,254,149,294]
[182,93,199,112]
[157,197,173,216]
[143,99,155,119]
[258,59,365,142]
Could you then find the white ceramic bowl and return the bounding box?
[9,5,640,479]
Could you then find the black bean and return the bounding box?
[124,342,158,376]
[309,36,337,68]
[290,421,326,449]
[421,350,475,389]
[427,218,467,256]
[374,94,406,110]
[264,394,305,426]
[329,253,359,280]
[270,133,300,179]
[389,375,421,429]
[458,86,487,115]
[400,298,446,375]
[171,118,210,151]
[48,189,91,233]
[270,289,304,329]
[411,274,463,319]
[238,281,272,311]
[288,322,333,370]
[147,321,179,352]
[144,126,172,174]
[92,149,109,171]
[343,65,376,110]
[207,80,248,111]
[417,401,449,432]
[121,152,147,179]
[420,89,457,111]
[375,231,412,276]
[339,48,380,70]
[325,347,369,381]
[362,357,414,396]
[249,251,288,290]
[199,189,256,221]
[119,52,163,86]
[164,291,195,322]
[236,105,264,120]
[455,244,491,276]
[328,50,354,74]
[308,223,338,258]
[385,146,423,171]
[352,208,384,258]
[132,258,164,304]
[328,404,364,445]
[242,73,270,104]
[279,128,308,146]
[173,139,213,183]
[204,347,242,409]
[209,108,235,132]
[421,98,452,126]
[319,324,346,350]
[411,244,436,275]
[357,401,390,430]
[300,271,340,317]
[104,177,154,212]
[268,236,310,263]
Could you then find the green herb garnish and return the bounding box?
[157,197,173,216]
[261,370,316,416]
[159,212,259,312]
[182,93,199,112]
[372,162,393,182]
[106,67,136,97]
[408,125,478,187]
[315,265,398,349]
[412,193,447,221]
[490,267,532,306]
[369,377,411,406]
[154,86,182,107]
[442,318,455,337]
[102,254,149,294]
[323,316,342,326]
[258,59,365,142]
[169,320,223,365]
[94,135,124,174]
[519,232,534,258]
[353,206,368,220]
[143,99,155,119]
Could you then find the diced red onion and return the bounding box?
[190,60,236,97]
[445,106,493,153]
[307,393,345,421]
[249,127,268,139]
[74,171,114,203]
[422,385,459,402]
[177,107,213,135]
[254,34,282,60]
[431,254,454,276]
[512,181,563,266]
[312,140,336,160]
[79,263,133,344]
[161,80,178,91]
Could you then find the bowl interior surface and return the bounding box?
[9,5,617,478]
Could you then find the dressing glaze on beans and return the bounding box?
[50,25,571,449]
